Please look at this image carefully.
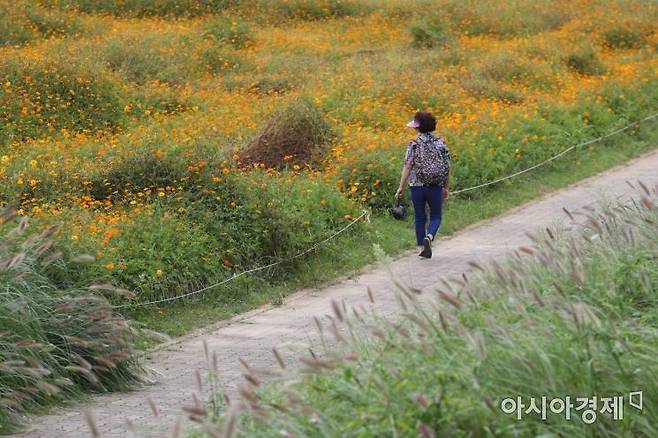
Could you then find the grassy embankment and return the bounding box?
[2,0,655,335]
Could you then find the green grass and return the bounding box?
[46,0,239,18]
[130,116,658,340]
[0,1,83,47]
[200,147,658,437]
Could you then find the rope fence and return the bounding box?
[116,112,657,309]
[451,112,658,195]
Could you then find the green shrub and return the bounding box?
[565,43,606,76]
[202,16,253,49]
[0,7,36,46]
[199,45,251,75]
[173,174,265,269]
[335,149,400,210]
[130,88,193,116]
[0,56,125,144]
[0,210,141,433]
[248,77,294,94]
[237,172,358,260]
[462,75,525,103]
[47,0,240,18]
[89,210,231,304]
[0,1,81,46]
[443,0,573,37]
[219,186,658,437]
[602,26,646,49]
[462,49,560,96]
[474,51,553,89]
[410,16,452,48]
[89,148,188,201]
[103,34,192,86]
[177,170,358,269]
[262,0,371,21]
[598,78,658,119]
[24,7,81,39]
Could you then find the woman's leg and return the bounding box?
[410,186,426,246]
[425,185,443,240]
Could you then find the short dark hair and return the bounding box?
[414,111,436,133]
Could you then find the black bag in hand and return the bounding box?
[391,199,406,220]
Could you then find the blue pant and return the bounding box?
[410,186,443,246]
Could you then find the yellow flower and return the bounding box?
[155,269,164,277]
[158,192,165,197]
[30,160,38,169]
[71,235,79,241]
[1,155,9,164]
[105,262,115,270]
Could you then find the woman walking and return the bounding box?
[395,111,451,259]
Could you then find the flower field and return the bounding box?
[0,0,657,310]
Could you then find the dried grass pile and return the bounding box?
[238,99,334,170]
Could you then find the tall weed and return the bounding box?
[0,210,141,433]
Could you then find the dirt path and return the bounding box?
[15,150,658,438]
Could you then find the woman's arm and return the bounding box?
[395,163,412,199]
